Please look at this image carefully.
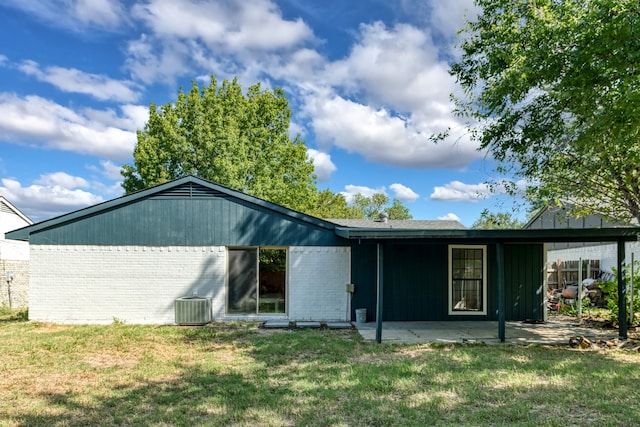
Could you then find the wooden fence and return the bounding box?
[546,259,602,290]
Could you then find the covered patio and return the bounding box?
[353,319,620,345]
[336,226,640,343]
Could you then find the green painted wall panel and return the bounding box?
[503,243,544,321]
[350,243,377,322]
[29,188,344,247]
[350,241,544,322]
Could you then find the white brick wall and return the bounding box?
[1,240,30,309]
[288,246,351,321]
[0,240,30,261]
[30,245,227,324]
[29,244,352,324]
[0,259,29,308]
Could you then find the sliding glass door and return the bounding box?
[227,247,286,314]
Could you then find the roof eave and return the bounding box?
[336,226,640,242]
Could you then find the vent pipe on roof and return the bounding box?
[379,212,389,223]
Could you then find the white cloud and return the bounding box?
[18,60,140,102]
[340,184,386,203]
[35,172,89,189]
[1,0,127,32]
[430,181,491,202]
[438,212,461,222]
[0,177,103,221]
[304,93,480,169]
[94,160,124,181]
[132,0,312,51]
[126,0,314,83]
[389,183,419,202]
[325,22,451,113]
[0,93,137,160]
[74,0,126,28]
[125,35,203,83]
[82,104,148,132]
[307,149,336,182]
[427,0,479,44]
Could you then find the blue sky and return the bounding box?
[0,0,527,226]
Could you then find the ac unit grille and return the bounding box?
[175,297,212,325]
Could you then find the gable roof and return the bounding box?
[524,203,626,230]
[0,196,33,226]
[5,175,337,241]
[7,176,640,245]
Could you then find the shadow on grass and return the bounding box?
[19,366,265,426]
[5,325,640,426]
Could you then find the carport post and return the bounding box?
[375,242,384,343]
[618,239,627,340]
[497,242,506,342]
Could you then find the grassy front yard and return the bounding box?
[1,309,639,426]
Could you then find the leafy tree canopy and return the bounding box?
[350,193,413,220]
[452,0,640,223]
[472,209,524,229]
[309,189,353,219]
[121,76,317,213]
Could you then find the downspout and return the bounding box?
[375,242,384,343]
[496,242,505,342]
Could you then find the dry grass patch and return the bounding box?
[1,314,640,426]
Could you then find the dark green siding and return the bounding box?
[383,243,447,321]
[350,241,544,322]
[503,243,545,321]
[350,243,377,322]
[29,184,345,247]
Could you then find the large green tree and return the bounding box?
[452,0,640,223]
[121,76,317,213]
[350,193,413,220]
[309,189,354,219]
[472,209,524,229]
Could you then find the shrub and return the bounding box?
[599,264,640,325]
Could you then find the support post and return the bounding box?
[375,242,384,344]
[618,240,627,340]
[630,253,635,325]
[578,258,583,321]
[497,242,505,342]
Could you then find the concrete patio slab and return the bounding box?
[262,320,291,329]
[354,319,620,345]
[326,322,353,329]
[296,321,322,329]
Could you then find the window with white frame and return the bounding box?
[448,245,487,315]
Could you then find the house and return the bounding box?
[526,204,640,277]
[7,176,640,341]
[0,196,33,308]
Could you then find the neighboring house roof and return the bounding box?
[523,203,631,250]
[0,196,33,238]
[524,204,626,230]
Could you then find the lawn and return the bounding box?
[1,309,640,426]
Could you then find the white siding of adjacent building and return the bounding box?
[548,242,640,275]
[1,198,32,308]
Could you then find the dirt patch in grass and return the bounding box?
[83,352,141,369]
[32,323,72,333]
